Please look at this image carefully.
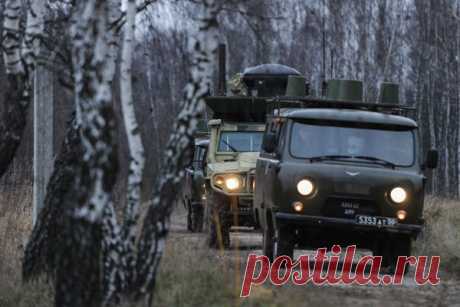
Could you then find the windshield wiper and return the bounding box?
[220,139,238,153]
[309,155,397,168]
[309,155,354,162]
[353,156,396,168]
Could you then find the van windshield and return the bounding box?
[290,122,415,166]
[218,131,263,152]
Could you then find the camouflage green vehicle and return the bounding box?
[254,80,438,271]
[183,138,209,232]
[205,64,306,248]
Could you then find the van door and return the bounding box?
[256,119,284,227]
[263,119,284,209]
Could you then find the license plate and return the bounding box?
[356,215,397,227]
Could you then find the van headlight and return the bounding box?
[297,179,314,196]
[213,174,244,192]
[390,187,407,204]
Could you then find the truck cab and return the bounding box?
[205,119,265,247]
[254,80,438,271]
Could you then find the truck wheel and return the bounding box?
[186,199,193,232]
[208,212,230,249]
[262,223,274,262]
[274,226,294,259]
[191,204,204,233]
[207,193,230,249]
[208,215,217,248]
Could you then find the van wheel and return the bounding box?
[374,235,412,275]
[262,223,274,262]
[273,226,294,259]
[388,235,412,275]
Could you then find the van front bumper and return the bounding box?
[275,212,423,236]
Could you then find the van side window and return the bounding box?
[272,119,283,143]
[277,122,286,154]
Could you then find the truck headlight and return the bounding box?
[297,179,314,196]
[213,174,244,192]
[225,176,241,191]
[390,187,407,203]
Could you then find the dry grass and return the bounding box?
[413,197,460,277]
[0,184,54,307]
[1,183,459,307]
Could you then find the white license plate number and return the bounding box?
[356,215,397,227]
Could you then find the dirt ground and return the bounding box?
[157,205,460,307]
[1,183,459,307]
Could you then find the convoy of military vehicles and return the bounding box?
[182,46,438,271]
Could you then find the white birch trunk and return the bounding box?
[100,1,126,304]
[71,0,117,222]
[22,0,46,70]
[71,1,125,305]
[3,0,23,74]
[120,0,145,285]
[134,0,220,300]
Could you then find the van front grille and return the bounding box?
[321,197,378,219]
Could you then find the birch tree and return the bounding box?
[0,0,29,177]
[132,0,220,300]
[24,0,121,306]
[120,0,146,288]
[22,0,47,71]
[24,0,221,306]
[53,0,120,305]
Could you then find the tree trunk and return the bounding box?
[0,0,29,178]
[120,0,145,289]
[133,0,221,301]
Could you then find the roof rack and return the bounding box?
[268,96,416,117]
[205,96,269,122]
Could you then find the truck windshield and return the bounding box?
[218,131,263,152]
[290,122,415,166]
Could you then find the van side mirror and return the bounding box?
[262,132,277,153]
[425,149,438,169]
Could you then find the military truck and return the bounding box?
[254,79,438,271]
[183,138,209,232]
[205,63,306,248]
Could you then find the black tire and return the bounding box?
[208,211,230,249]
[374,235,412,275]
[253,209,261,230]
[389,236,412,275]
[186,200,193,232]
[207,193,230,249]
[262,222,274,262]
[208,213,218,248]
[274,226,294,259]
[190,204,204,233]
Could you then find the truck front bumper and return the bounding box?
[275,212,423,236]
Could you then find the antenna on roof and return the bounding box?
[321,0,327,97]
[330,49,334,80]
[218,43,227,96]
